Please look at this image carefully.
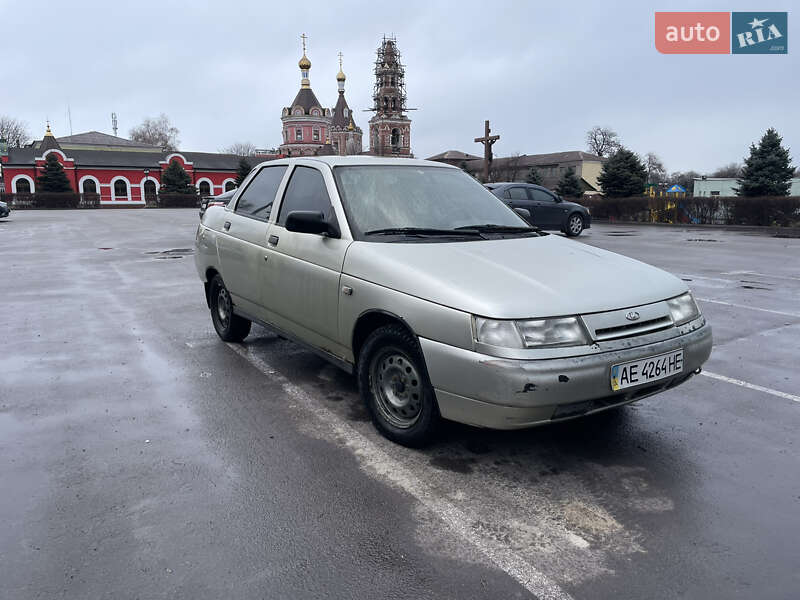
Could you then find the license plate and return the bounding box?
[610,349,683,391]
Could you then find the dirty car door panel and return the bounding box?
[263,165,351,357]
[216,165,287,317]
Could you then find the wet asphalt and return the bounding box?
[0,210,798,599]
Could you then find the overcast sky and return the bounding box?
[1,0,797,173]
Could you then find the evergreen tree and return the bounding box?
[235,157,252,187]
[525,167,543,185]
[556,167,582,198]
[597,148,647,197]
[160,159,196,194]
[36,154,72,192]
[736,128,794,196]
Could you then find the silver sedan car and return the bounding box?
[195,157,712,446]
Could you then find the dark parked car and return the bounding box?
[199,189,236,219]
[485,182,591,236]
[0,199,10,219]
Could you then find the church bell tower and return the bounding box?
[368,36,412,156]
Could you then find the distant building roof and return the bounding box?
[54,131,161,150]
[3,146,245,171]
[426,150,481,161]
[462,150,604,167]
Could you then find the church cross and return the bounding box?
[301,33,307,54]
[474,120,500,182]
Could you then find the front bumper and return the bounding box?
[420,321,712,429]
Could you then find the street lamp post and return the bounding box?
[143,168,150,204]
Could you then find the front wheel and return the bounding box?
[209,274,251,342]
[565,213,584,237]
[358,324,440,447]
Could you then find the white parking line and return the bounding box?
[701,371,800,403]
[720,270,800,282]
[228,343,572,600]
[695,297,800,319]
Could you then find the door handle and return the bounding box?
[268,235,279,246]
[223,221,231,231]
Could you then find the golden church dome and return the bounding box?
[298,53,311,70]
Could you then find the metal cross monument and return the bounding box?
[474,120,500,182]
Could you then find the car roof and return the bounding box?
[249,155,459,170]
[215,189,236,199]
[485,182,553,192]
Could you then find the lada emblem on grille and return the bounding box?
[625,311,640,321]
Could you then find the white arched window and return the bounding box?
[111,177,131,200]
[11,174,35,194]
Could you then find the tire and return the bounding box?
[565,213,584,237]
[209,274,251,342]
[357,324,440,447]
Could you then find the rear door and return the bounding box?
[262,165,351,355]
[216,165,287,317]
[528,187,566,228]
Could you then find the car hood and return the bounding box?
[343,235,686,319]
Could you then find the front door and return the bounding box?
[262,165,351,355]
[503,186,535,225]
[216,165,287,317]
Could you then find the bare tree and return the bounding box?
[711,162,741,178]
[645,152,667,184]
[129,114,180,151]
[585,126,621,158]
[504,153,523,181]
[222,142,257,156]
[0,115,32,147]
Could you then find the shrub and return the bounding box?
[156,193,200,208]
[583,195,800,227]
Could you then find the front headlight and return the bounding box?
[474,316,590,348]
[667,292,700,325]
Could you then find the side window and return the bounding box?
[530,189,556,203]
[234,166,287,220]
[277,166,334,226]
[507,187,528,200]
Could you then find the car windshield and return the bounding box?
[333,165,531,240]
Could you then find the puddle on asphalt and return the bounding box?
[605,231,639,237]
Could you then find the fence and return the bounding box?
[1,193,200,209]
[582,195,800,227]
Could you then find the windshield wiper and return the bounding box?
[455,224,540,233]
[364,227,482,237]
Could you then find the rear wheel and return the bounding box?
[565,213,584,237]
[358,324,440,447]
[209,274,251,342]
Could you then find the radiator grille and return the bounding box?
[593,316,673,341]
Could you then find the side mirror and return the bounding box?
[285,210,340,238]
[514,207,532,221]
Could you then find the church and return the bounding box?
[279,35,413,158]
[0,35,414,204]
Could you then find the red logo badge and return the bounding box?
[655,12,731,54]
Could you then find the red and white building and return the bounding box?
[0,125,273,205]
